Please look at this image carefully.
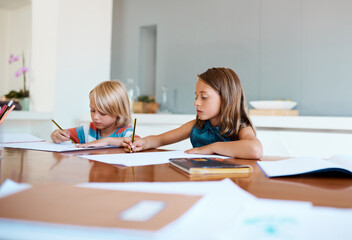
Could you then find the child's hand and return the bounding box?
[76,138,110,148]
[51,129,71,143]
[122,136,145,153]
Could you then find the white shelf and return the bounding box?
[6,111,53,120]
[1,111,53,141]
[251,116,352,132]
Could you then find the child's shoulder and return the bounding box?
[115,125,133,134]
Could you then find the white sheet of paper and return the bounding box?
[328,154,352,170]
[0,133,44,143]
[79,150,229,166]
[119,200,166,222]
[3,141,114,152]
[223,198,312,240]
[0,179,31,198]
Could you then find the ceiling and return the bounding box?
[0,0,30,10]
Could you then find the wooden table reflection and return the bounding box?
[1,148,351,208]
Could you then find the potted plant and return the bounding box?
[5,53,30,110]
[133,95,159,113]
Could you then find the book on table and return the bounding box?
[257,154,352,177]
[169,157,253,175]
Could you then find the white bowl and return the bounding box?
[249,100,297,110]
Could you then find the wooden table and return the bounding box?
[1,147,351,208]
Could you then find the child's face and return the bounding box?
[194,78,221,126]
[89,95,116,131]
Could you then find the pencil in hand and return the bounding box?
[130,118,137,153]
[51,119,77,144]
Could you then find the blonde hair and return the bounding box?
[196,67,256,140]
[90,80,132,127]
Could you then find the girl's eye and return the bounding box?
[202,96,207,100]
[90,109,95,113]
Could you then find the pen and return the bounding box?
[130,118,137,153]
[51,119,76,144]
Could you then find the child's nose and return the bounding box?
[92,112,100,120]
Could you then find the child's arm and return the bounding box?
[76,137,123,148]
[185,126,263,159]
[122,120,196,152]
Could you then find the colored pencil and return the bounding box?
[0,100,13,120]
[0,104,15,125]
[130,118,137,152]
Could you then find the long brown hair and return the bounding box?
[196,67,255,139]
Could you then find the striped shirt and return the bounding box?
[67,122,133,144]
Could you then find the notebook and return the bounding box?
[257,155,352,177]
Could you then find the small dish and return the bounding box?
[249,100,297,110]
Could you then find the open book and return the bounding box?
[257,155,352,177]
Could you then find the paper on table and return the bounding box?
[0,184,202,232]
[0,133,44,144]
[304,206,352,239]
[0,178,256,240]
[223,198,312,240]
[0,179,31,198]
[3,141,114,152]
[79,150,229,166]
[223,198,352,240]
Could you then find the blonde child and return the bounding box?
[122,67,263,159]
[51,80,133,147]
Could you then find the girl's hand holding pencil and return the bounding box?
[122,136,143,153]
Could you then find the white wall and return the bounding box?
[0,4,31,97]
[0,9,8,96]
[30,0,58,112]
[30,0,112,128]
[55,0,112,127]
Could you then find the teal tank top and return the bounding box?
[190,120,232,148]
